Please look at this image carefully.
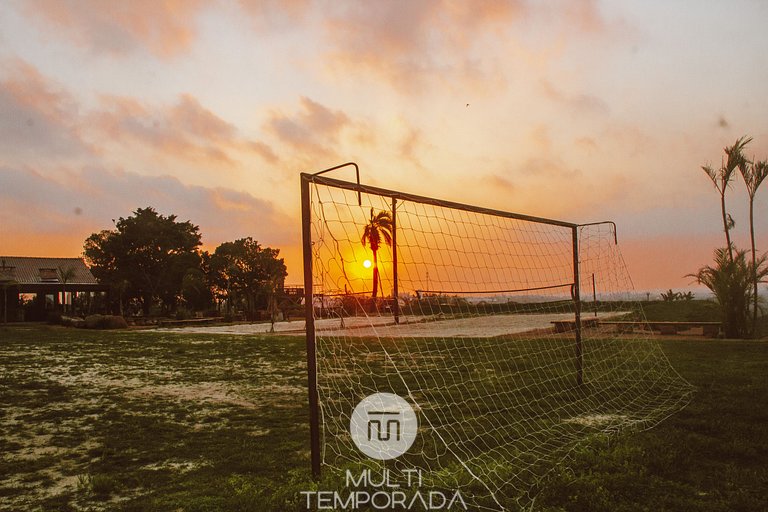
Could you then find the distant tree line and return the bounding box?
[84,207,289,320]
[691,136,768,338]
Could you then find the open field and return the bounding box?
[1,325,767,511]
[156,311,628,338]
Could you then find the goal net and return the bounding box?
[301,172,694,510]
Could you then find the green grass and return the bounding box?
[0,325,766,511]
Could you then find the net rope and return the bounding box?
[307,180,694,510]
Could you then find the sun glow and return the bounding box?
[363,259,372,269]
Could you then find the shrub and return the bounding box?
[90,474,119,496]
[174,307,192,320]
[84,314,128,330]
[60,316,86,328]
[46,311,63,325]
[689,247,768,338]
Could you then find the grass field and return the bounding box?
[1,325,767,511]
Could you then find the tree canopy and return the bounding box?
[84,207,202,315]
[208,237,287,319]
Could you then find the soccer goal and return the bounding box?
[300,165,693,509]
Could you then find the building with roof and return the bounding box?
[0,256,109,322]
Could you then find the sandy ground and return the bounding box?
[155,312,628,338]
[0,330,307,511]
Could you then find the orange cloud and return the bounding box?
[539,79,610,116]
[237,0,311,28]
[0,60,91,160]
[0,165,297,256]
[265,96,372,166]
[322,0,614,94]
[90,93,276,169]
[23,0,205,59]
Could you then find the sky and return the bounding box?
[1,0,767,293]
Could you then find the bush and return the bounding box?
[46,311,63,325]
[60,316,86,328]
[91,474,119,495]
[84,314,128,330]
[689,247,768,338]
[174,308,192,320]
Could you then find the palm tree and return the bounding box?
[689,247,768,338]
[739,158,768,332]
[361,208,393,298]
[57,266,77,314]
[701,136,751,261]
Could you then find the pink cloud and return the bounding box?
[23,0,206,59]
[539,79,610,116]
[90,93,277,168]
[237,0,311,28]
[265,96,371,165]
[0,60,91,160]
[322,0,613,94]
[0,165,297,254]
[399,126,427,168]
[0,60,275,170]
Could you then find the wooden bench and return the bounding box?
[599,320,721,337]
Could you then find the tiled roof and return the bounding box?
[0,256,100,285]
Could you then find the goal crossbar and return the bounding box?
[302,173,578,229]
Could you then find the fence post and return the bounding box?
[592,273,598,317]
[301,174,321,480]
[572,227,583,386]
[392,196,399,325]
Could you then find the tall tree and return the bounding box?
[739,158,768,332]
[208,238,287,320]
[361,208,393,298]
[701,136,751,261]
[84,207,202,315]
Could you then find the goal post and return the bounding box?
[300,168,693,508]
[300,173,321,480]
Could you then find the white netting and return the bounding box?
[306,178,694,510]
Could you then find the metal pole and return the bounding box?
[392,197,399,325]
[301,175,321,480]
[572,227,583,386]
[592,273,597,317]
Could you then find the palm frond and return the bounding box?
[724,135,752,175]
[701,164,719,187]
[361,209,392,252]
[744,160,768,197]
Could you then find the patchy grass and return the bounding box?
[0,325,767,511]
[535,339,768,512]
[0,325,308,511]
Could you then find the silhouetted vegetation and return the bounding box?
[361,208,392,298]
[694,136,768,337]
[207,237,287,321]
[84,207,287,321]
